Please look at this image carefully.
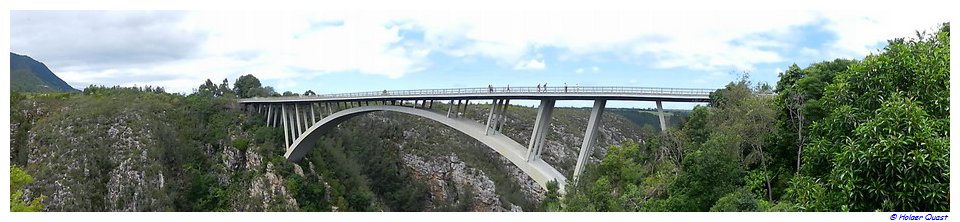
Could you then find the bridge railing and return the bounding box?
[240,86,723,103]
[297,86,714,99]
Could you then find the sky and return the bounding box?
[8,8,950,109]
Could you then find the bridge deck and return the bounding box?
[239,86,714,103]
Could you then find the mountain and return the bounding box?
[10,52,77,92]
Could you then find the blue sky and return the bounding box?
[9,9,950,109]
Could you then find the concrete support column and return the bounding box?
[496,99,510,132]
[455,100,462,117]
[573,99,606,182]
[282,104,290,148]
[656,100,667,132]
[294,104,303,137]
[310,103,316,124]
[526,99,556,161]
[485,99,502,135]
[270,105,276,127]
[266,104,273,126]
[301,105,309,131]
[461,100,470,117]
[447,100,455,117]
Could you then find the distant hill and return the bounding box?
[10,52,77,92]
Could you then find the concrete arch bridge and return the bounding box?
[238,86,713,191]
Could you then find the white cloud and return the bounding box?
[514,59,546,70]
[396,10,820,72]
[12,9,951,93]
[817,11,948,59]
[184,11,428,79]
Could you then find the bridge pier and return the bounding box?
[282,104,290,148]
[446,100,454,117]
[496,99,509,132]
[300,104,309,133]
[485,99,503,135]
[294,104,302,137]
[266,104,273,127]
[272,105,278,127]
[310,103,317,124]
[573,99,606,182]
[656,100,667,132]
[526,99,555,161]
[456,100,462,116]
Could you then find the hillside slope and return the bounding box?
[10,52,77,92]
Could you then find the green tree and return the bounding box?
[800,23,949,211]
[197,79,216,97]
[11,165,45,212]
[668,136,743,211]
[218,78,235,98]
[774,59,855,174]
[542,180,562,211]
[233,74,263,98]
[710,188,763,212]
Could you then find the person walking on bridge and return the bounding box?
[537,84,541,92]
[489,84,493,93]
[564,83,568,92]
[543,83,548,92]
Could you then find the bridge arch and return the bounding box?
[283,105,568,190]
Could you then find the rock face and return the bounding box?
[25,107,172,211]
[402,153,512,211]
[14,96,306,212]
[215,141,300,212]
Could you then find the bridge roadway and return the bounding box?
[239,86,713,103]
[238,86,714,192]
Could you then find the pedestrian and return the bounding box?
[537,84,541,92]
[507,84,510,91]
[489,84,493,93]
[564,82,568,92]
[543,83,548,92]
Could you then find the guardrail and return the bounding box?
[250,86,715,101]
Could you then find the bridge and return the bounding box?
[238,86,714,192]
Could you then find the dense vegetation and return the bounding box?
[548,23,949,212]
